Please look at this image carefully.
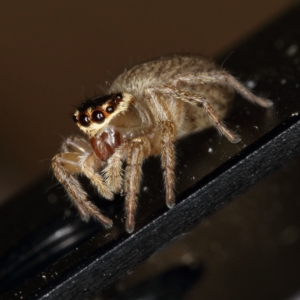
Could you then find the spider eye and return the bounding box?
[112,93,122,104]
[106,106,114,113]
[92,110,105,123]
[72,115,78,123]
[79,114,91,127]
[115,93,122,100]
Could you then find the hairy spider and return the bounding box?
[52,55,272,233]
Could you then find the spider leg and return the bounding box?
[80,152,114,200]
[61,134,92,153]
[59,135,114,199]
[149,85,241,143]
[125,138,150,233]
[160,121,176,208]
[102,142,129,194]
[142,87,179,213]
[52,152,113,228]
[172,71,273,108]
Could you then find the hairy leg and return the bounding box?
[52,152,113,228]
[102,142,129,194]
[145,88,180,210]
[172,71,273,108]
[125,138,150,233]
[80,152,114,200]
[150,85,241,143]
[160,121,176,208]
[60,135,92,153]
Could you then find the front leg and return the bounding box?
[102,142,129,194]
[80,152,114,200]
[125,138,150,233]
[60,134,92,153]
[52,152,113,228]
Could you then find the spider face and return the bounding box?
[73,92,134,138]
[52,54,272,233]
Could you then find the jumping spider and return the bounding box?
[52,55,272,233]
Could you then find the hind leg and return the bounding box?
[148,86,241,143]
[172,71,273,108]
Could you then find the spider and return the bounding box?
[52,54,272,233]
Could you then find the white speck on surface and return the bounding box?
[291,112,299,117]
[286,44,298,56]
[143,186,149,192]
[208,147,213,153]
[253,126,258,130]
[281,79,287,85]
[245,80,256,89]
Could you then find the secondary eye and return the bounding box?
[112,93,122,104]
[115,93,122,100]
[79,114,91,127]
[72,115,78,123]
[106,106,114,113]
[92,110,105,123]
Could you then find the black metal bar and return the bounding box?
[1,3,300,300]
[37,115,300,300]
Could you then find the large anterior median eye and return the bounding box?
[78,114,91,127]
[92,110,105,123]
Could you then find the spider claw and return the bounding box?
[261,99,273,108]
[231,136,241,144]
[126,218,135,233]
[166,201,175,209]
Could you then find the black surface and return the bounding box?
[1,4,300,300]
[106,265,204,300]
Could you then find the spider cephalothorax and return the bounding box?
[73,93,135,139]
[52,54,272,233]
